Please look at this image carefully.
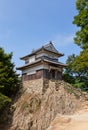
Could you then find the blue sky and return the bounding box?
[0,0,80,72]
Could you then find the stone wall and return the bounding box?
[10,79,83,130]
[23,78,43,94]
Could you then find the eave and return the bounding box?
[16,59,41,70]
[20,47,64,60]
[16,58,67,70]
[43,59,67,67]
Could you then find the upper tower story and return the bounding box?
[20,42,64,65]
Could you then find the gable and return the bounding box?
[43,42,59,54]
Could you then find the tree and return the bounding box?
[0,47,19,97]
[62,54,76,84]
[72,49,88,77]
[0,47,19,120]
[63,51,88,90]
[73,0,88,49]
[73,0,88,89]
[63,0,88,90]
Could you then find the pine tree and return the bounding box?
[0,47,19,118]
[0,47,19,96]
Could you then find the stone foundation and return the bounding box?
[23,78,43,94]
[23,78,51,95]
[10,79,83,130]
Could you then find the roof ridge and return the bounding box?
[43,41,52,47]
[20,42,64,60]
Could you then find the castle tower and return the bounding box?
[17,42,67,93]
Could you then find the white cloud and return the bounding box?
[52,34,74,47]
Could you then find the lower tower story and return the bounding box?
[22,68,62,81]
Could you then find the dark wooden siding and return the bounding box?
[22,73,28,81]
[22,70,43,81]
[57,71,62,80]
[43,69,50,79]
[43,69,62,80]
[22,69,62,81]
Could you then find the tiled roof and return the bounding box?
[43,42,59,53]
[43,59,67,67]
[20,42,64,60]
[17,56,67,70]
[16,59,41,70]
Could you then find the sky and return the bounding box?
[0,0,81,72]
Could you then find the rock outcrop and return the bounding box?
[8,79,85,130]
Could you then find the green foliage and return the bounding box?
[63,53,88,90]
[62,73,75,84]
[72,49,88,76]
[0,47,19,97]
[63,0,88,91]
[0,47,19,122]
[0,93,11,111]
[63,51,88,90]
[73,0,88,49]
[63,54,76,84]
[65,54,77,76]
